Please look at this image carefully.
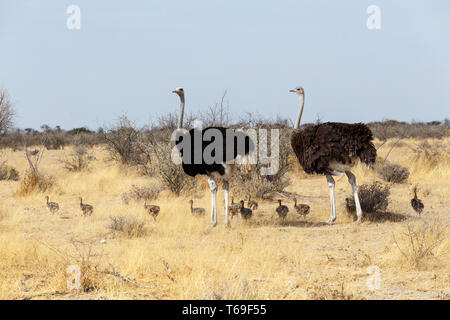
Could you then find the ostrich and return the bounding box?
[276,199,289,219]
[239,200,253,220]
[173,87,254,228]
[188,200,205,216]
[289,86,376,224]
[45,196,59,214]
[144,200,160,220]
[229,197,242,218]
[293,198,310,219]
[79,197,93,216]
[411,186,424,215]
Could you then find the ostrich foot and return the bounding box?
[206,222,217,230]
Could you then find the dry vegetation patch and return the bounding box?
[345,182,390,217]
[392,218,450,269]
[377,162,410,184]
[107,216,149,238]
[15,171,55,196]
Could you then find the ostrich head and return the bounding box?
[289,86,304,95]
[290,86,305,129]
[172,87,185,129]
[172,87,184,96]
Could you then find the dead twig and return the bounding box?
[96,263,156,289]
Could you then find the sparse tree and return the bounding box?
[0,88,15,136]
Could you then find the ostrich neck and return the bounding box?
[177,95,185,129]
[294,94,305,129]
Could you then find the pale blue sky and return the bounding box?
[0,0,449,130]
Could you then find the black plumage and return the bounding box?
[176,127,254,177]
[411,187,424,214]
[276,199,289,219]
[290,122,376,175]
[172,87,255,228]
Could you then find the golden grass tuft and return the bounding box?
[15,171,55,196]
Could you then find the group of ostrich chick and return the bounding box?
[43,85,425,225]
[188,196,310,222]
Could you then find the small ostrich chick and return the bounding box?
[189,200,205,217]
[276,199,289,219]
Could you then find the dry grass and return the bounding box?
[0,137,449,300]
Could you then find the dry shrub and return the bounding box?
[15,171,55,195]
[368,119,450,139]
[43,131,67,150]
[233,128,291,199]
[103,116,151,170]
[392,218,449,268]
[60,145,93,172]
[0,161,19,181]
[377,161,410,183]
[151,141,196,196]
[200,276,260,300]
[233,167,290,199]
[107,216,148,238]
[67,239,105,293]
[412,141,450,170]
[346,182,390,216]
[121,184,162,204]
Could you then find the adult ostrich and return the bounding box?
[289,86,376,224]
[172,87,254,228]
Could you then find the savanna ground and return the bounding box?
[0,137,449,300]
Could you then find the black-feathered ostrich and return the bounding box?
[289,86,377,224]
[172,87,254,228]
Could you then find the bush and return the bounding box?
[377,162,410,184]
[59,145,93,172]
[393,218,449,268]
[412,141,450,170]
[151,140,196,196]
[232,126,291,199]
[103,116,150,168]
[121,184,162,204]
[0,88,15,135]
[107,216,148,238]
[15,171,55,195]
[70,132,100,148]
[346,182,390,216]
[0,161,19,181]
[368,119,450,140]
[43,131,68,150]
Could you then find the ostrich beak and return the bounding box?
[289,89,295,93]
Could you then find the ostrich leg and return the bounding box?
[207,176,218,228]
[346,171,362,223]
[222,181,230,227]
[326,175,336,224]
